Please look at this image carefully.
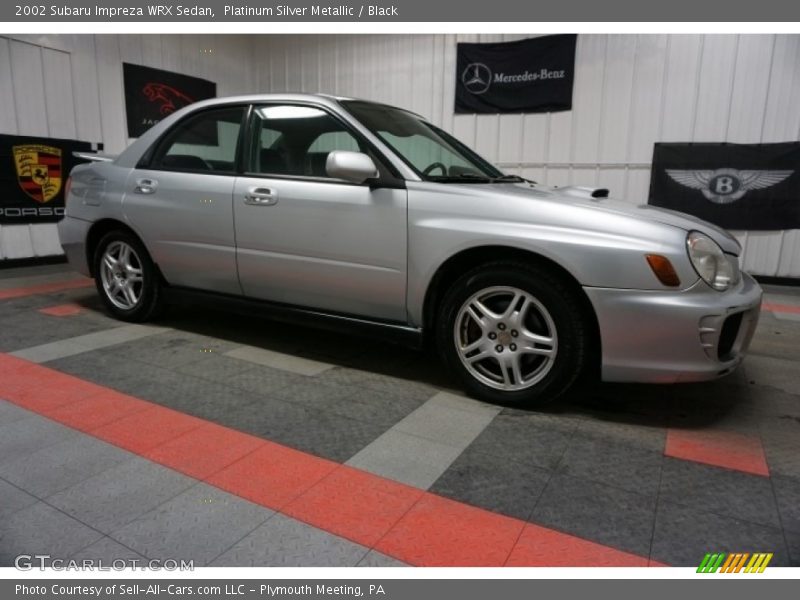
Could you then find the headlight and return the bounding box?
[686,231,737,291]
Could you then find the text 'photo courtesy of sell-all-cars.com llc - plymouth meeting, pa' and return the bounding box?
[58,93,762,406]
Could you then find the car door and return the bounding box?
[233,104,408,322]
[122,105,245,295]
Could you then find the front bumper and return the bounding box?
[585,273,762,384]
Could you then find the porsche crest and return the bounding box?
[13,144,62,203]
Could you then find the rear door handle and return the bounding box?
[134,178,157,194]
[244,187,278,206]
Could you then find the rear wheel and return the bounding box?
[436,262,590,405]
[93,230,161,322]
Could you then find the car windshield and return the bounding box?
[341,100,508,183]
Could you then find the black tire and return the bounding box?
[93,230,162,322]
[436,261,590,405]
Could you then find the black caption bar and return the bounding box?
[2,0,800,21]
[4,579,797,600]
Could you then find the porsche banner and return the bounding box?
[0,135,93,224]
[123,63,217,137]
[455,34,577,114]
[648,142,800,231]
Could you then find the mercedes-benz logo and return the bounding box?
[462,63,492,95]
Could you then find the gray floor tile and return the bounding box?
[225,346,333,376]
[0,400,34,426]
[787,531,800,567]
[556,434,663,497]
[209,514,368,567]
[658,458,781,529]
[573,417,667,452]
[467,414,575,471]
[47,457,196,534]
[0,478,39,520]
[0,416,80,467]
[430,446,551,521]
[0,502,103,567]
[70,536,146,562]
[225,365,308,396]
[651,500,791,567]
[530,473,657,556]
[175,355,256,382]
[347,429,464,489]
[320,367,436,402]
[772,475,800,534]
[110,485,272,566]
[0,435,134,498]
[357,550,409,567]
[392,394,500,449]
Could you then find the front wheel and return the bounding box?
[93,230,162,322]
[436,262,591,405]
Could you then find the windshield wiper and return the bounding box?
[490,174,535,184]
[427,174,493,183]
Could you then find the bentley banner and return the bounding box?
[123,63,216,137]
[0,134,92,224]
[648,142,800,231]
[455,34,577,114]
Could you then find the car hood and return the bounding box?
[491,182,743,256]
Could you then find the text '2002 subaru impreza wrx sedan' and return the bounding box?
[58,94,762,405]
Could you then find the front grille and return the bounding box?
[717,312,744,361]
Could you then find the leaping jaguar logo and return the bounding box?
[142,82,195,116]
[666,168,793,204]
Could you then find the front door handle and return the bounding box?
[244,187,278,206]
[134,178,157,194]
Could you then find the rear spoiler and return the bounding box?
[73,151,116,163]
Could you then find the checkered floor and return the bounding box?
[1,263,799,567]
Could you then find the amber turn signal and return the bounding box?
[645,254,681,287]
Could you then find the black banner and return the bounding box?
[648,142,800,231]
[0,135,93,224]
[123,63,216,137]
[455,35,577,114]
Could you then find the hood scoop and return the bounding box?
[555,185,609,199]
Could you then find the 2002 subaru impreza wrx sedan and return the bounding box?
[58,94,762,405]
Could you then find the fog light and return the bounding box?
[646,254,681,287]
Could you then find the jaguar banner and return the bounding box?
[455,34,577,114]
[0,135,93,224]
[123,63,216,137]
[648,142,800,231]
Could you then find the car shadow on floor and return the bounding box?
[72,293,758,433]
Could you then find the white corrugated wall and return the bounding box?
[0,34,258,260]
[1,34,799,277]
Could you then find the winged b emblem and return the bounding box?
[666,168,793,204]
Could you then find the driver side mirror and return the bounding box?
[326,151,379,184]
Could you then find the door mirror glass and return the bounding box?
[326,151,379,184]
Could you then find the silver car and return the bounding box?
[58,94,762,405]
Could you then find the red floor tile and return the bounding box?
[0,278,93,300]
[505,523,650,566]
[284,465,424,548]
[665,429,769,476]
[376,493,524,566]
[91,405,206,453]
[762,302,800,315]
[144,422,266,480]
[206,441,338,510]
[38,303,84,317]
[46,390,152,432]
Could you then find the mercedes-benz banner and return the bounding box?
[455,34,577,114]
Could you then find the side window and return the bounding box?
[152,107,245,173]
[249,105,364,178]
